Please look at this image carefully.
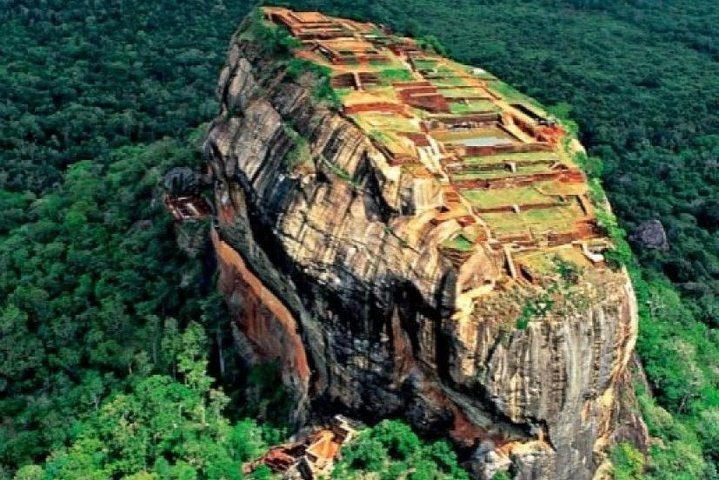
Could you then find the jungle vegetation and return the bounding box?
[1,0,718,478]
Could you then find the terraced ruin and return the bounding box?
[265,7,610,290]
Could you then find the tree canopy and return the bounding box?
[2,0,719,478]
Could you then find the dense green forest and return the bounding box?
[1,0,718,478]
[0,1,253,475]
[0,0,245,193]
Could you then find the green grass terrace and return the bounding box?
[441,233,475,251]
[458,179,585,207]
[449,163,554,181]
[479,201,586,236]
[449,100,499,114]
[485,79,544,110]
[429,76,470,87]
[376,68,416,84]
[459,151,561,165]
[433,127,519,147]
[437,86,490,99]
[460,185,554,209]
[411,57,439,71]
[349,112,420,132]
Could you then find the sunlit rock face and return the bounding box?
[204,9,645,479]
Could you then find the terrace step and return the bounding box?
[445,159,557,172]
[392,81,433,88]
[452,170,584,189]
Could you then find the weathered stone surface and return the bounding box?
[163,167,202,196]
[630,219,668,250]
[203,19,646,479]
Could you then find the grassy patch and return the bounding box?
[285,58,341,108]
[488,80,543,109]
[610,442,645,480]
[318,154,362,189]
[438,87,487,98]
[525,205,576,222]
[377,68,415,83]
[462,151,559,164]
[352,112,418,132]
[242,9,301,55]
[282,122,312,169]
[334,87,353,101]
[442,234,474,251]
[516,283,558,329]
[369,129,395,145]
[413,58,438,69]
[429,76,468,87]
[450,164,551,181]
[449,100,498,114]
[433,127,513,143]
[534,179,586,196]
[479,204,582,234]
[461,186,549,208]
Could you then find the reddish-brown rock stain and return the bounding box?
[212,228,311,383]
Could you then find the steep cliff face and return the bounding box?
[204,10,645,479]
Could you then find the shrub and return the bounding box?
[491,472,512,480]
[417,35,448,55]
[285,58,340,107]
[333,419,468,479]
[610,442,645,480]
[246,9,301,55]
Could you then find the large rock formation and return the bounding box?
[203,9,645,479]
